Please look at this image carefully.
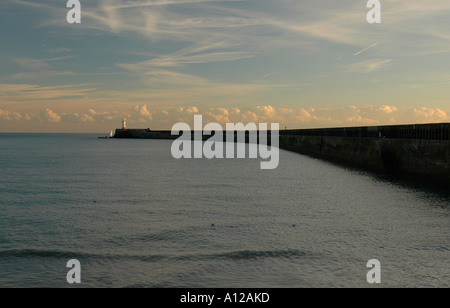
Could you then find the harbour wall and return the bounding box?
[279,123,450,183]
[113,123,450,183]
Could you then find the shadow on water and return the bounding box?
[334,163,450,205]
[371,173,450,204]
[308,153,450,204]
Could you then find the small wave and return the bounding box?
[408,245,449,252]
[0,249,106,260]
[0,249,168,262]
[200,249,306,261]
[0,248,306,262]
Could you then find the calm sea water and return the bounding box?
[0,134,448,288]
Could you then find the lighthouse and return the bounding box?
[122,118,127,130]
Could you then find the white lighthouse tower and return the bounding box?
[122,118,127,130]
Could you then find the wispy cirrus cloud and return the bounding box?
[13,56,74,69]
[354,42,379,56]
[13,58,50,69]
[3,0,450,132]
[12,0,450,52]
[44,47,73,53]
[0,83,95,101]
[348,59,393,74]
[10,71,77,80]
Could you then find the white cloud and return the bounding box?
[348,59,393,74]
[0,109,22,121]
[410,108,448,123]
[40,108,61,123]
[134,104,153,120]
[378,105,398,114]
[0,104,448,129]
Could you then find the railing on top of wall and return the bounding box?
[281,123,450,141]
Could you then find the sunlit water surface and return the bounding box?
[0,134,448,287]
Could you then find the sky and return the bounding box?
[0,0,449,133]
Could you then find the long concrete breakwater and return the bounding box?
[113,123,450,184]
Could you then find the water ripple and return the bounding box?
[0,248,307,262]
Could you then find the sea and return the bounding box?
[0,133,448,288]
